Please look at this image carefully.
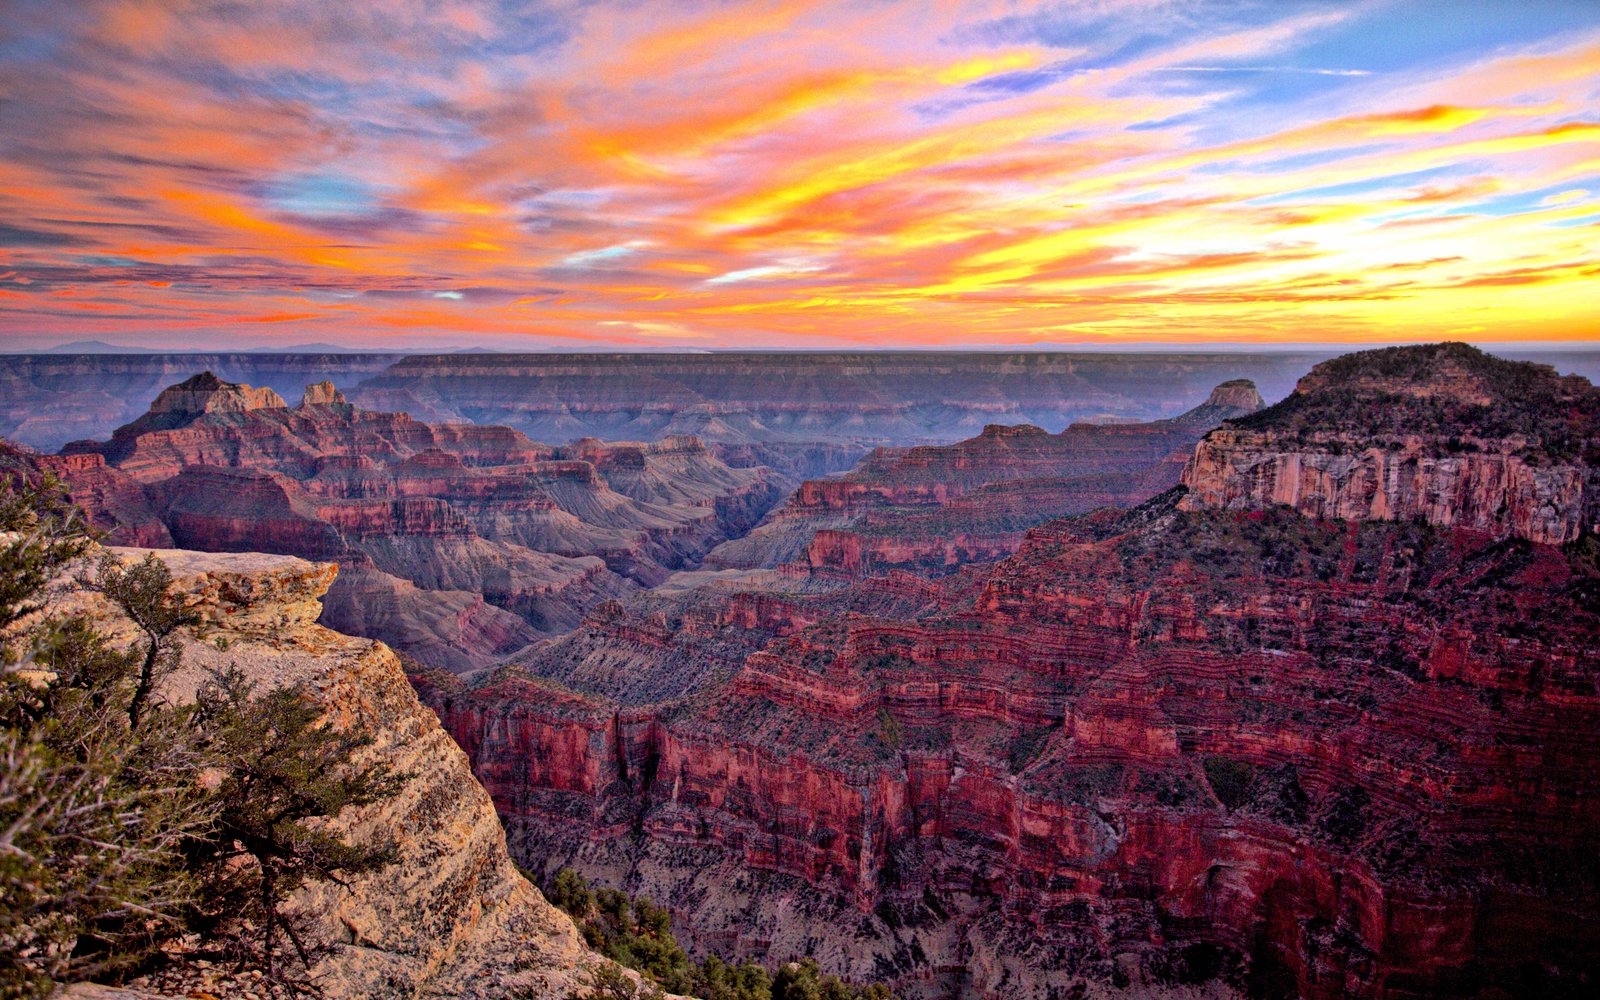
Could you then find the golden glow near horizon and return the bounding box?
[0,0,1597,350]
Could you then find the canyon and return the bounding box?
[5,350,1333,477]
[15,344,1600,998]
[9,348,1598,476]
[710,379,1264,579]
[347,352,1325,478]
[420,345,1598,999]
[50,372,785,672]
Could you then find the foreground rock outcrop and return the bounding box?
[426,345,1600,999]
[71,547,603,999]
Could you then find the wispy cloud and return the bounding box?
[1163,66,1373,76]
[0,0,1596,349]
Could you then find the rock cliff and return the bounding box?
[145,371,288,417]
[709,381,1261,579]
[423,346,1600,999]
[51,378,787,672]
[69,547,606,999]
[1182,343,1600,544]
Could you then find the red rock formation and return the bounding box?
[711,381,1261,578]
[300,379,349,408]
[145,370,288,415]
[425,347,1600,999]
[53,376,787,672]
[1182,344,1600,544]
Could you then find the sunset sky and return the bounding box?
[1,0,1597,351]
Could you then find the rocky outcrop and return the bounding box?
[1182,343,1600,544]
[54,378,787,672]
[301,380,349,408]
[146,371,287,417]
[70,547,605,999]
[1199,378,1265,413]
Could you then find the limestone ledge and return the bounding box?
[71,547,612,1000]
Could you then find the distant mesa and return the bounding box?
[301,380,350,408]
[1205,378,1265,411]
[978,423,1049,438]
[148,371,288,417]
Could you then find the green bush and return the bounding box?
[544,868,897,1000]
[876,707,903,751]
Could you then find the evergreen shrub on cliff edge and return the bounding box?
[0,471,400,997]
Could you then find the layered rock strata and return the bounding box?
[351,352,1320,478]
[1183,343,1599,544]
[51,375,785,672]
[426,345,1600,999]
[709,381,1262,579]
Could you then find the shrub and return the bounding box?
[192,666,403,982]
[1,476,208,993]
[544,868,898,1000]
[875,707,903,751]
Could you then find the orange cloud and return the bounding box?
[1,1,1596,349]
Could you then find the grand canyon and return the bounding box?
[5,2,1600,998]
[2,342,1593,999]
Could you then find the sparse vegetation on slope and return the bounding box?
[545,867,897,1000]
[1228,342,1600,462]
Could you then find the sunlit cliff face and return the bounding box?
[0,0,1597,350]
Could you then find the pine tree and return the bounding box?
[80,553,201,729]
[0,470,89,631]
[569,963,666,1000]
[194,666,403,984]
[1,476,213,995]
